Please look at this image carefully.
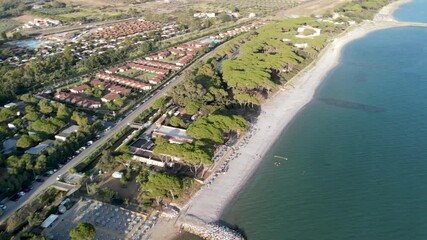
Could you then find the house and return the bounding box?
[55,125,79,141]
[132,155,165,167]
[105,66,128,74]
[2,138,18,154]
[294,43,308,49]
[152,125,194,144]
[193,12,217,18]
[108,85,131,95]
[41,214,59,228]
[96,73,153,91]
[69,84,89,94]
[101,92,120,102]
[91,79,105,87]
[25,140,54,155]
[149,74,165,85]
[134,59,181,71]
[176,54,194,66]
[54,92,101,109]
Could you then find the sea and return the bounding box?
[178,1,427,239]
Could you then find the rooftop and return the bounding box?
[153,126,193,142]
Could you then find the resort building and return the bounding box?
[55,125,79,141]
[152,125,194,144]
[54,92,102,109]
[69,84,89,94]
[25,140,54,155]
[101,92,120,102]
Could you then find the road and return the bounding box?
[0,44,220,223]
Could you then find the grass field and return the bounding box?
[0,19,20,37]
[57,9,127,21]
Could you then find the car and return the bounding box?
[17,191,25,196]
[35,178,44,182]
[22,186,32,193]
[10,194,20,202]
[0,204,6,210]
[56,174,62,181]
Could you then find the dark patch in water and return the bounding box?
[318,98,385,113]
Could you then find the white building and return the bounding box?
[55,125,79,141]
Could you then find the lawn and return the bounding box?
[0,19,20,37]
[135,72,157,82]
[117,70,157,82]
[158,54,181,64]
[117,68,142,78]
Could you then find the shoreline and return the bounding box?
[147,0,412,239]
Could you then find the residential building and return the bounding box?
[25,139,54,155]
[152,125,194,144]
[101,92,120,102]
[55,125,79,141]
[69,84,89,94]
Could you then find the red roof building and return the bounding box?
[101,92,120,102]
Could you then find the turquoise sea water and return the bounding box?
[221,3,427,239]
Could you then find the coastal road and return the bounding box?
[0,44,221,223]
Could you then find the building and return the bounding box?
[134,59,181,71]
[25,139,54,155]
[193,12,217,18]
[130,138,155,153]
[41,214,59,228]
[55,92,102,109]
[91,79,105,87]
[152,125,194,144]
[108,85,132,95]
[105,66,128,74]
[96,73,153,91]
[69,84,89,94]
[149,74,165,85]
[2,138,18,154]
[176,54,194,66]
[55,125,79,141]
[294,43,308,49]
[127,63,170,75]
[101,92,120,102]
[132,155,165,167]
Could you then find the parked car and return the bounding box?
[17,191,25,196]
[0,204,6,210]
[10,194,20,202]
[22,186,32,193]
[56,174,62,181]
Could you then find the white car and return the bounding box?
[17,191,25,196]
[56,174,62,181]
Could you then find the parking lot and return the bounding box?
[45,200,153,240]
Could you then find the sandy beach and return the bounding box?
[147,1,413,239]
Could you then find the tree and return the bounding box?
[24,112,40,121]
[56,104,71,119]
[71,112,88,127]
[219,12,232,23]
[16,135,34,149]
[140,173,184,204]
[20,93,38,103]
[38,99,53,114]
[69,223,96,240]
[114,98,124,107]
[169,116,185,128]
[151,96,168,109]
